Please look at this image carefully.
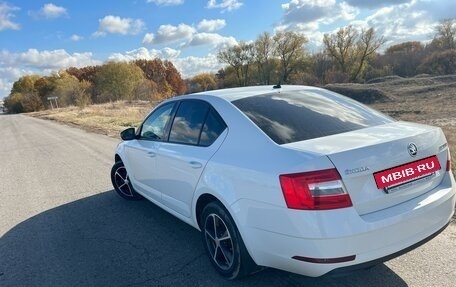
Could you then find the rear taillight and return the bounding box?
[279,168,352,210]
[447,149,452,172]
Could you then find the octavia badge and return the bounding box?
[408,143,418,157]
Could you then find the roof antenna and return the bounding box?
[273,82,281,89]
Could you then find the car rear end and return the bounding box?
[227,86,455,277]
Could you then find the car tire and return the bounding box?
[201,202,257,279]
[111,161,143,200]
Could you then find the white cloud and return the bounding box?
[0,66,37,98]
[197,19,226,32]
[142,33,155,45]
[207,0,243,12]
[108,49,223,78]
[281,0,358,25]
[187,33,237,48]
[0,49,100,99]
[142,23,196,45]
[339,1,359,21]
[143,22,236,49]
[93,15,145,37]
[0,78,12,99]
[70,34,83,41]
[40,3,67,18]
[173,54,223,78]
[108,47,181,62]
[295,22,324,46]
[1,49,100,70]
[345,0,411,9]
[362,1,434,44]
[0,2,20,30]
[146,0,184,5]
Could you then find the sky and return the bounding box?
[0,0,455,99]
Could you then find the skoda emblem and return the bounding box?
[408,143,418,157]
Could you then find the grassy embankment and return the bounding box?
[29,75,456,172]
[30,101,152,138]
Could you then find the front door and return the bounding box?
[124,102,176,202]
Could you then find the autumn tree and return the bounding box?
[43,72,92,108]
[6,75,44,112]
[34,76,56,104]
[164,60,187,96]
[134,59,186,99]
[66,66,100,83]
[188,73,217,93]
[74,80,92,108]
[10,75,41,95]
[273,31,308,84]
[4,93,25,113]
[47,72,78,106]
[323,26,385,82]
[94,61,145,102]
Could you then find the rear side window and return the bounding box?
[232,90,393,144]
[199,109,226,147]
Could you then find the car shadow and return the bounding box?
[0,190,408,287]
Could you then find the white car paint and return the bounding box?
[114,85,455,277]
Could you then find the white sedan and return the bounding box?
[111,85,455,279]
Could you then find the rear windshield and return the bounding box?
[232,89,394,144]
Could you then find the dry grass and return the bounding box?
[29,101,153,137]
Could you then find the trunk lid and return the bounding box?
[284,121,449,215]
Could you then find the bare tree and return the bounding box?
[383,41,425,77]
[323,25,385,82]
[434,18,456,50]
[352,27,386,81]
[323,25,358,75]
[254,32,275,84]
[217,42,255,86]
[273,31,308,83]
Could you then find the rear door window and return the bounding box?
[169,100,227,146]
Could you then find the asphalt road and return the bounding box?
[0,114,455,287]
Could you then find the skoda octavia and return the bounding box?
[111,85,455,279]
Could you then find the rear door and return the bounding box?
[155,100,227,217]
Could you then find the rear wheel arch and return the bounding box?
[196,193,220,229]
[114,154,122,163]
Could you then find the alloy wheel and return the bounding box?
[114,166,134,197]
[204,213,234,270]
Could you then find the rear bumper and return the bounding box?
[326,221,449,277]
[232,172,456,277]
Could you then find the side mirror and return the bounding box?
[120,127,136,141]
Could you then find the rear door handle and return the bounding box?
[147,151,156,157]
[189,161,202,169]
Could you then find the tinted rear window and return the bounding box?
[232,89,393,144]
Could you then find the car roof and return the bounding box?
[190,85,324,102]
